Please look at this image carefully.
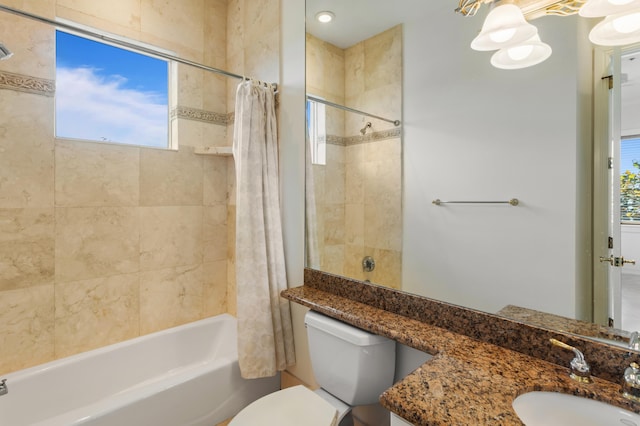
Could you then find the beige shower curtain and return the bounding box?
[232,79,295,379]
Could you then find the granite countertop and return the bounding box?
[282,285,639,426]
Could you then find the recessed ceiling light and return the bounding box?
[316,11,334,23]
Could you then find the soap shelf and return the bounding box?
[194,146,233,156]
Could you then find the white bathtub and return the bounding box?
[0,314,280,426]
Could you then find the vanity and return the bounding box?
[282,270,640,425]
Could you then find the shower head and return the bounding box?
[360,122,372,135]
[0,43,13,60]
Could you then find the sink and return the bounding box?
[512,391,640,426]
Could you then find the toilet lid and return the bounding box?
[229,385,338,426]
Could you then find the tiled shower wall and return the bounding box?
[0,0,280,375]
[306,26,402,289]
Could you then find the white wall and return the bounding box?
[401,6,592,319]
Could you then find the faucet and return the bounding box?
[629,331,640,351]
[0,379,7,396]
[550,338,592,383]
[624,362,640,402]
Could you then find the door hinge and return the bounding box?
[608,236,614,249]
[608,157,613,169]
[602,75,614,90]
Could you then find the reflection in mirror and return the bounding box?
[305,20,403,288]
[304,0,640,352]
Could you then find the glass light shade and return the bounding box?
[490,35,552,69]
[471,4,538,51]
[589,9,640,45]
[579,0,640,17]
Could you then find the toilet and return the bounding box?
[230,310,396,426]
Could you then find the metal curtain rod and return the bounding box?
[432,198,520,206]
[307,95,401,127]
[0,4,277,91]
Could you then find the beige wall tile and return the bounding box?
[322,244,344,276]
[176,64,204,109]
[204,156,229,205]
[55,207,140,283]
[203,260,227,316]
[140,0,204,59]
[56,0,141,37]
[139,263,203,334]
[364,25,402,92]
[204,0,227,68]
[203,205,228,262]
[54,272,139,358]
[0,91,54,208]
[0,208,54,291]
[139,206,203,271]
[323,203,344,246]
[0,14,54,79]
[140,145,203,206]
[55,139,140,207]
[0,285,54,375]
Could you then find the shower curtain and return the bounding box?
[232,79,295,379]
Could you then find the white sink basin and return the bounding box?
[512,391,640,426]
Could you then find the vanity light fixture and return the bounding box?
[471,4,539,50]
[460,0,640,69]
[490,34,552,68]
[315,11,335,24]
[580,0,640,45]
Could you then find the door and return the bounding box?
[594,46,640,330]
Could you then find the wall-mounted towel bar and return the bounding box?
[432,198,520,206]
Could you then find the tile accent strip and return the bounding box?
[170,106,233,126]
[0,71,55,97]
[298,268,640,384]
[326,128,402,146]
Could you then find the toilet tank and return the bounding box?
[304,310,396,406]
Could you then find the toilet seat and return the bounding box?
[229,385,339,426]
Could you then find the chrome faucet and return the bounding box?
[624,362,640,402]
[629,331,640,351]
[550,338,592,383]
[0,379,7,396]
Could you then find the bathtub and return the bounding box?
[0,314,280,426]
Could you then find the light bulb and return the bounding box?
[612,11,640,33]
[507,44,534,61]
[489,28,517,43]
[315,11,334,23]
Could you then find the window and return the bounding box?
[55,30,169,148]
[306,98,326,165]
[621,137,640,222]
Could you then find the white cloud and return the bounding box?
[56,67,168,148]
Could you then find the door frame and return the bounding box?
[593,45,616,326]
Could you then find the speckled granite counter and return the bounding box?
[282,271,640,425]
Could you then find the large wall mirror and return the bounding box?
[305,0,640,350]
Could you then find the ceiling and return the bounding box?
[305,0,435,49]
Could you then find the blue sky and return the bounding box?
[55,30,169,147]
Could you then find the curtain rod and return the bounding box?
[306,95,401,127]
[0,4,277,91]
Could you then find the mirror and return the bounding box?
[305,1,403,289]
[305,0,640,348]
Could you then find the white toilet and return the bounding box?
[229,310,396,426]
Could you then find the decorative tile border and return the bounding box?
[170,106,231,126]
[0,71,55,97]
[326,128,402,146]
